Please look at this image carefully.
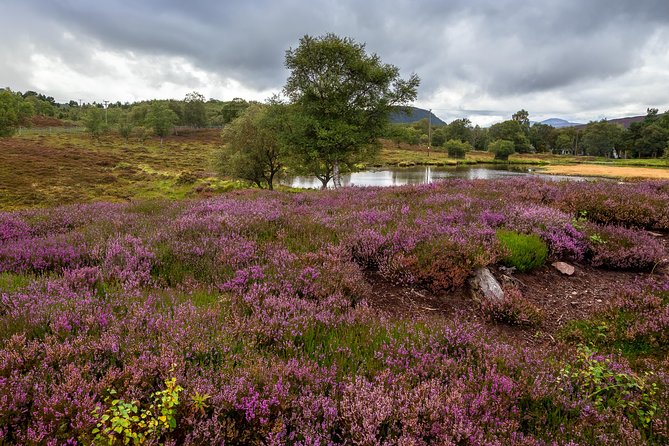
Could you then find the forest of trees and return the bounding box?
[0,87,255,138]
[384,107,669,161]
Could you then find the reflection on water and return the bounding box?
[284,165,589,189]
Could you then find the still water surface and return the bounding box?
[283,165,590,188]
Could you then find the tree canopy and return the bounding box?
[283,33,420,188]
[581,121,624,157]
[183,91,207,128]
[488,119,531,153]
[0,89,34,136]
[219,103,287,190]
[146,102,178,144]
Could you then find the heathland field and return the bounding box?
[3,129,669,211]
[0,129,240,210]
[1,170,668,443]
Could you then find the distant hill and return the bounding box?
[389,107,447,125]
[537,118,582,128]
[572,114,663,130]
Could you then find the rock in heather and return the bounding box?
[469,267,504,303]
[552,261,575,276]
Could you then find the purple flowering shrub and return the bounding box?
[556,181,669,229]
[0,233,92,274]
[504,204,588,260]
[585,224,666,271]
[565,279,669,355]
[480,286,544,327]
[0,178,668,444]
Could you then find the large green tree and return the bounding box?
[512,109,530,135]
[636,124,669,158]
[529,123,557,153]
[488,120,532,153]
[581,120,624,157]
[444,118,473,144]
[0,89,34,137]
[283,33,420,188]
[219,102,287,190]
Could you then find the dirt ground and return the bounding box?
[539,164,669,180]
[365,232,669,347]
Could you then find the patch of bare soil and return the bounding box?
[364,233,669,348]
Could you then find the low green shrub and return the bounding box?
[558,345,659,430]
[92,375,183,444]
[496,230,548,272]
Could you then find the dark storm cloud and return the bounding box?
[1,0,668,118]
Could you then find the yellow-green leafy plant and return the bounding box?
[190,391,211,416]
[91,375,183,445]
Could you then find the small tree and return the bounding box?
[445,139,471,159]
[183,91,207,128]
[219,102,286,190]
[84,107,106,141]
[0,89,34,137]
[147,102,178,145]
[117,115,134,142]
[489,139,516,161]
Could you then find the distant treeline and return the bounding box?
[2,87,668,160]
[384,108,669,159]
[0,88,254,135]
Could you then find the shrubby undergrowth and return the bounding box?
[0,177,668,444]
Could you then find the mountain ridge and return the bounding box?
[389,106,447,125]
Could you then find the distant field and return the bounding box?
[2,131,668,210]
[376,140,669,179]
[0,129,243,210]
[539,164,669,180]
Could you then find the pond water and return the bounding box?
[283,165,591,189]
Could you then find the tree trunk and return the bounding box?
[268,172,274,191]
[333,161,342,188]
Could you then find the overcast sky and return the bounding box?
[2,0,669,126]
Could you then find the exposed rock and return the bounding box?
[469,267,504,303]
[552,261,575,276]
[648,231,663,237]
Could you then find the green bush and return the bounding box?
[496,230,548,272]
[444,139,472,159]
[489,139,516,161]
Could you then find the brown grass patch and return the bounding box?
[539,164,669,180]
[0,129,226,210]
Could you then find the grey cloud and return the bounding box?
[1,0,669,119]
